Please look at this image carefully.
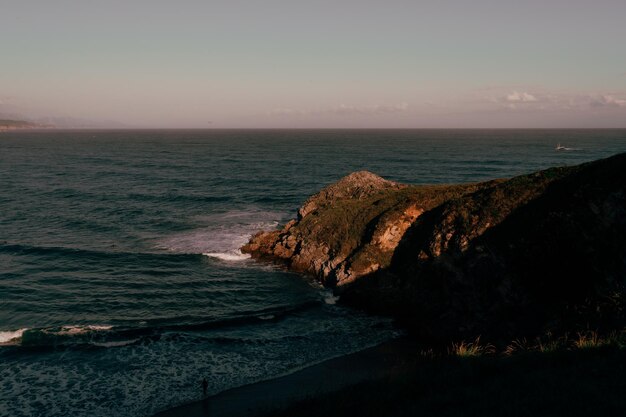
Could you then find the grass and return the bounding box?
[574,331,603,349]
[294,184,480,263]
[250,157,625,417]
[501,330,625,355]
[450,336,495,357]
[446,330,626,357]
[425,330,626,359]
[262,330,626,417]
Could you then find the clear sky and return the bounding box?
[1,0,625,128]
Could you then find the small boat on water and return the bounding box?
[555,143,582,152]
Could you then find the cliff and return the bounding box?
[0,119,44,131]
[242,153,626,341]
[243,171,489,285]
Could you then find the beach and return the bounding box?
[153,337,418,417]
[154,333,626,417]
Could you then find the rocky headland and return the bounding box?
[0,119,47,131]
[243,153,626,342]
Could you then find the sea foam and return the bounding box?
[158,209,283,261]
[50,324,113,336]
[203,251,251,261]
[0,325,115,346]
[0,328,28,344]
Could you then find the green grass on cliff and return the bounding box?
[294,183,478,261]
[265,338,626,417]
[288,164,571,269]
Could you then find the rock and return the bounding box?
[242,170,480,285]
[242,153,626,341]
[297,171,403,220]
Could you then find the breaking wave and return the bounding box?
[203,250,251,261]
[157,209,283,262]
[0,301,320,349]
[0,329,29,345]
[0,242,200,262]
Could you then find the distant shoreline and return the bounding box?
[0,119,53,131]
[3,126,626,132]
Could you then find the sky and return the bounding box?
[1,0,626,128]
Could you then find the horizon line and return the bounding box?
[6,127,626,131]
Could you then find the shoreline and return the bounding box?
[152,336,418,417]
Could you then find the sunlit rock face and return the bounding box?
[243,153,626,341]
[242,170,480,285]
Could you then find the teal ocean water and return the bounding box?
[1,129,626,416]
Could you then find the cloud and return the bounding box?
[588,95,626,108]
[504,91,538,103]
[329,103,409,115]
[268,103,410,117]
[482,87,626,113]
[267,108,306,116]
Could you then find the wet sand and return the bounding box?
[152,337,417,417]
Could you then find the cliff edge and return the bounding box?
[242,153,626,340]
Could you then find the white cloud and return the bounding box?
[267,108,306,116]
[505,91,538,103]
[330,103,409,115]
[482,87,626,112]
[588,95,626,108]
[268,103,409,117]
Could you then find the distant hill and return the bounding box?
[0,119,42,130]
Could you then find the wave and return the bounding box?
[52,324,113,335]
[0,242,201,262]
[157,210,283,257]
[91,339,141,348]
[202,250,251,262]
[322,293,340,305]
[0,328,28,344]
[556,146,583,151]
[2,210,283,266]
[0,301,320,349]
[0,324,118,347]
[125,193,233,204]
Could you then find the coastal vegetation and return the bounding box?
[0,119,41,131]
[241,152,626,416]
[243,153,626,343]
[264,331,626,417]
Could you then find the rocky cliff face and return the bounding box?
[242,171,484,285]
[242,154,626,341]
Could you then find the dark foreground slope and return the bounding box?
[243,153,626,341]
[266,343,626,417]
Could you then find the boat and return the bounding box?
[555,143,567,151]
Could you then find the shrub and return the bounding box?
[450,336,495,357]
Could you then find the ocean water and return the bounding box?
[1,129,625,417]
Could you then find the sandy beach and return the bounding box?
[152,337,418,417]
[153,333,626,417]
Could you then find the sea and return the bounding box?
[1,129,625,417]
